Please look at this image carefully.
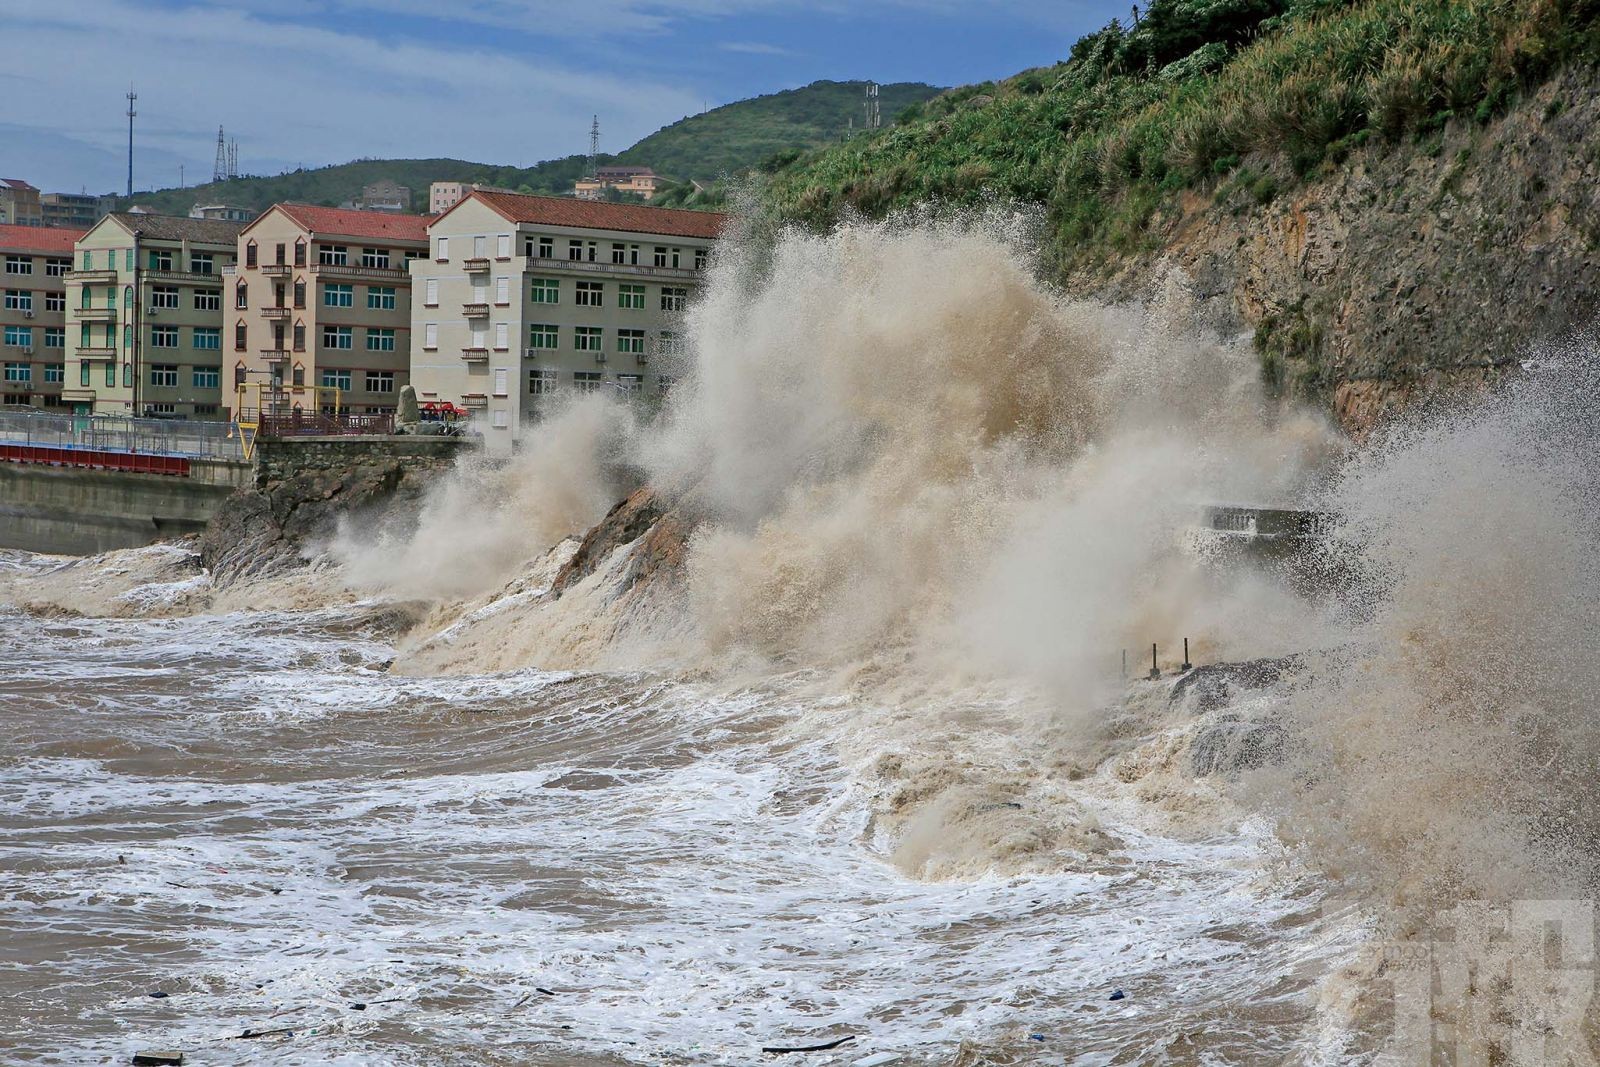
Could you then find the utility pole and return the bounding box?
[865,82,880,130]
[125,87,137,198]
[587,115,600,178]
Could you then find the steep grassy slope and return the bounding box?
[122,80,942,217]
[764,0,1600,425]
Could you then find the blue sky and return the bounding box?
[6,0,1128,196]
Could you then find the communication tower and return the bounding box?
[588,115,600,178]
[213,127,228,182]
[864,82,880,130]
[126,87,137,197]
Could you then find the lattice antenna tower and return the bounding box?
[588,115,600,178]
[213,127,228,182]
[228,138,238,179]
[865,82,880,130]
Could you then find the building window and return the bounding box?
[617,374,643,392]
[695,248,708,270]
[366,328,396,352]
[44,292,64,313]
[612,243,628,265]
[151,326,178,348]
[195,290,221,312]
[195,404,218,416]
[575,281,603,307]
[234,364,247,386]
[80,362,90,387]
[494,322,509,350]
[126,249,135,271]
[618,284,645,310]
[2,290,31,311]
[3,255,31,275]
[275,243,287,266]
[529,279,559,304]
[294,241,307,267]
[365,370,395,393]
[191,252,214,275]
[149,250,174,271]
[293,365,305,387]
[671,248,681,268]
[323,325,353,350]
[568,239,584,261]
[109,362,119,388]
[324,283,353,308]
[423,323,438,349]
[44,363,64,383]
[193,367,220,389]
[653,246,668,268]
[293,323,306,351]
[147,403,176,415]
[367,286,397,310]
[617,329,645,355]
[537,236,553,259]
[319,245,349,266]
[528,368,557,394]
[360,248,390,269]
[293,280,306,308]
[496,234,512,259]
[43,327,64,348]
[3,362,30,382]
[435,237,449,260]
[45,258,69,278]
[151,286,179,310]
[661,287,688,312]
[573,371,603,393]
[235,322,247,350]
[528,323,558,350]
[245,242,258,268]
[574,326,602,352]
[657,331,678,355]
[321,369,353,391]
[3,326,32,347]
[424,278,438,306]
[150,364,178,387]
[193,327,221,351]
[235,282,248,309]
[495,276,510,304]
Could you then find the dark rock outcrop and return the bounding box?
[1189,712,1290,778]
[550,486,693,598]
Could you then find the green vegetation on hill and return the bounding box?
[120,80,943,218]
[766,0,1600,270]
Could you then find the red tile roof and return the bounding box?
[0,223,85,254]
[455,191,726,240]
[254,203,430,243]
[1,179,39,192]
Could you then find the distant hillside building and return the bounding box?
[343,179,411,213]
[410,190,723,453]
[0,223,84,408]
[0,180,43,227]
[429,181,516,215]
[40,192,117,230]
[189,204,255,223]
[229,204,428,416]
[62,213,246,418]
[574,166,662,201]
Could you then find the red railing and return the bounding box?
[0,443,190,476]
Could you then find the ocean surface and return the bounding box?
[0,578,1362,1065]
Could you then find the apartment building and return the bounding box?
[189,204,255,222]
[343,180,411,213]
[429,181,515,215]
[574,166,661,201]
[61,213,245,418]
[0,224,83,408]
[410,190,724,454]
[0,180,43,227]
[40,192,116,230]
[229,204,427,415]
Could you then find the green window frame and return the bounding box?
[324,284,354,308]
[366,328,396,352]
[618,284,645,310]
[367,286,397,310]
[527,324,559,350]
[529,279,559,304]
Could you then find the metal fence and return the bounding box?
[0,409,244,461]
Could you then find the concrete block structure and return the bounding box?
[61,213,245,418]
[429,181,516,215]
[0,224,84,409]
[229,204,427,415]
[0,180,43,227]
[574,166,662,201]
[408,190,724,454]
[40,192,117,230]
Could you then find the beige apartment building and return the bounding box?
[0,180,43,227]
[62,214,244,418]
[410,190,724,454]
[40,192,116,230]
[229,204,427,414]
[574,166,662,201]
[0,224,83,409]
[428,181,515,215]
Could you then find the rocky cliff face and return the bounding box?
[1086,67,1600,436]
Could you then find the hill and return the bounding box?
[763,0,1600,431]
[119,80,942,217]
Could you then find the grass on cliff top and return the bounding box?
[764,0,1600,270]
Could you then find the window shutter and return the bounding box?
[424,323,438,348]
[494,367,507,395]
[496,234,511,258]
[494,322,508,348]
[436,237,448,260]
[425,278,438,304]
[496,276,509,303]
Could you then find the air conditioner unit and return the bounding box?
[594,351,607,364]
[21,346,32,355]
[23,310,33,319]
[148,307,159,316]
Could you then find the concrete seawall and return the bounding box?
[0,436,470,556]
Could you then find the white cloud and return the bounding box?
[719,41,795,56]
[7,0,705,191]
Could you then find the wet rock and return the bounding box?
[551,486,692,597]
[131,1053,184,1066]
[1169,656,1300,713]
[1189,712,1288,778]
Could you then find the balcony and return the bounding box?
[146,269,220,285]
[74,306,118,322]
[77,347,116,360]
[259,348,291,363]
[259,264,292,278]
[524,255,700,281]
[461,302,490,318]
[261,307,291,321]
[309,263,410,282]
[460,347,490,363]
[463,257,491,273]
[461,393,488,408]
[67,269,119,284]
